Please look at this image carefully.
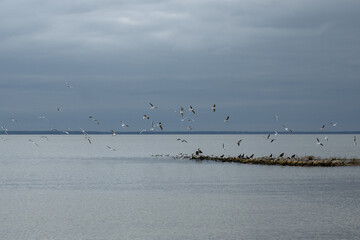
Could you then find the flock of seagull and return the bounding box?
[0,81,358,156]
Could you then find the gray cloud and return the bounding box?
[0,0,360,131]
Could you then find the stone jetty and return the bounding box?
[189,155,360,167]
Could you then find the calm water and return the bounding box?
[1,134,360,239]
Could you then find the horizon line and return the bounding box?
[2,130,360,135]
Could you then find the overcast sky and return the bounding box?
[1,0,360,132]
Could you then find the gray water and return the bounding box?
[1,134,360,239]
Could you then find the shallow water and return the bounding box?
[1,134,360,239]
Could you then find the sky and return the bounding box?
[1,0,360,132]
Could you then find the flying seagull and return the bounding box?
[150,122,155,131]
[282,125,293,133]
[224,116,230,123]
[40,136,49,141]
[237,140,242,146]
[111,130,116,136]
[149,103,157,110]
[330,122,338,127]
[212,104,216,112]
[179,107,184,117]
[320,124,325,131]
[143,115,150,119]
[121,121,129,128]
[181,117,195,122]
[11,117,18,123]
[65,81,72,88]
[1,125,8,135]
[106,146,116,151]
[316,137,324,146]
[157,122,163,130]
[28,139,39,147]
[354,136,357,145]
[274,115,280,121]
[189,106,195,114]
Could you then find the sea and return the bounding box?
[1,133,360,240]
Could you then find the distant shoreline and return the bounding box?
[3,131,360,135]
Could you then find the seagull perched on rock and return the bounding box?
[195,148,203,155]
[316,137,324,146]
[189,106,195,114]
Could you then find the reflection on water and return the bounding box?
[0,135,360,239]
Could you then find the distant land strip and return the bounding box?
[3,131,360,135]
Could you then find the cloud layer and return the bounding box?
[1,0,360,131]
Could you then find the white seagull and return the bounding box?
[282,125,293,133]
[120,121,129,128]
[111,130,116,136]
[150,122,155,131]
[354,136,357,145]
[330,122,338,127]
[274,115,280,121]
[11,117,18,123]
[180,107,184,117]
[149,103,157,110]
[1,125,8,135]
[181,117,195,122]
[143,115,150,119]
[65,81,73,88]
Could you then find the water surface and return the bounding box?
[0,134,359,239]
